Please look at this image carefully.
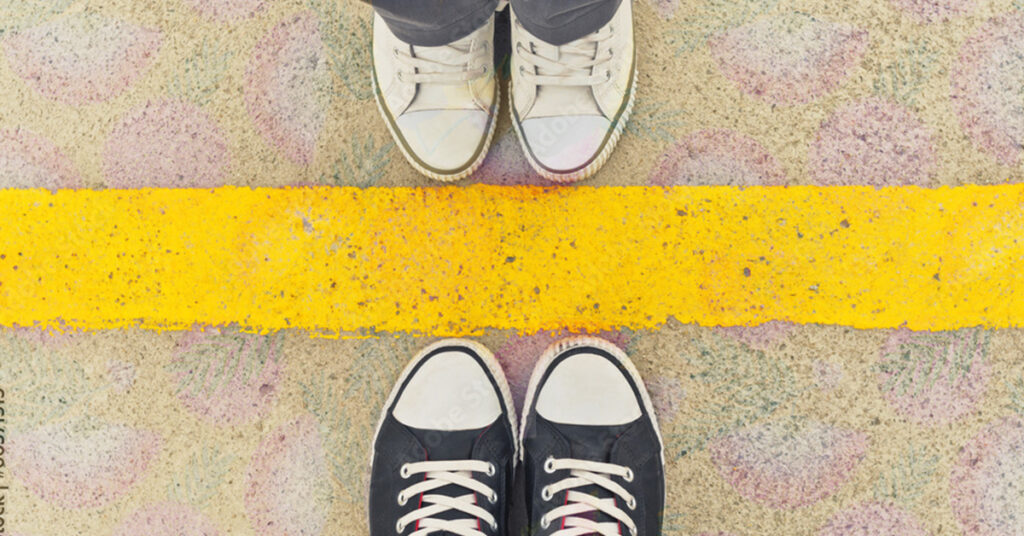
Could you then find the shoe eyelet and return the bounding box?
[397,492,407,506]
[490,521,498,531]
[486,463,496,476]
[543,457,556,473]
[541,486,553,501]
[393,48,400,57]
[400,463,411,478]
[489,491,499,504]
[540,516,550,529]
[396,520,405,533]
[605,70,612,81]
[624,468,634,482]
[627,497,637,510]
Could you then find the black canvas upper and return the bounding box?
[369,345,517,536]
[521,346,664,536]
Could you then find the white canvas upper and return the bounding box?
[394,110,491,171]
[510,0,635,182]
[372,13,498,181]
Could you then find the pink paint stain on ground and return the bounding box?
[890,0,975,22]
[245,415,332,536]
[813,359,844,392]
[810,97,936,185]
[245,12,329,166]
[649,129,787,186]
[494,330,631,413]
[717,321,796,349]
[0,128,81,189]
[3,13,161,105]
[10,327,76,349]
[818,502,929,535]
[646,375,684,423]
[646,0,682,19]
[113,502,221,536]
[951,13,1024,166]
[169,330,284,426]
[182,0,268,21]
[7,422,161,509]
[877,329,989,426]
[950,417,1024,535]
[708,419,869,509]
[103,99,230,188]
[107,360,137,392]
[709,13,868,105]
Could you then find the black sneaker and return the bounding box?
[520,337,665,536]
[369,339,518,536]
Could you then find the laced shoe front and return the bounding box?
[396,460,499,536]
[521,337,664,536]
[368,340,518,536]
[372,11,500,181]
[537,457,639,536]
[510,1,636,183]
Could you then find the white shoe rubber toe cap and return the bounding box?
[395,110,490,173]
[393,350,501,430]
[535,352,642,426]
[520,115,610,172]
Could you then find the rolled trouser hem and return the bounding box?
[367,0,500,46]
[511,0,622,45]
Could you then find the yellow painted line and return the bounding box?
[0,185,1021,335]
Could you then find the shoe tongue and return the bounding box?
[413,41,473,73]
[550,421,633,531]
[407,425,487,460]
[406,40,477,114]
[525,39,601,119]
[406,425,491,535]
[554,421,630,462]
[532,39,592,76]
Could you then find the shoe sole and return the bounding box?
[511,66,638,184]
[518,335,666,512]
[366,338,519,527]
[372,72,500,183]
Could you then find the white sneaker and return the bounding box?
[372,13,499,182]
[510,1,636,183]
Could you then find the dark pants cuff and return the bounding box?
[364,0,622,47]
[367,0,501,46]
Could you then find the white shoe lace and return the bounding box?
[539,457,638,536]
[396,459,499,536]
[515,23,614,87]
[394,40,489,86]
